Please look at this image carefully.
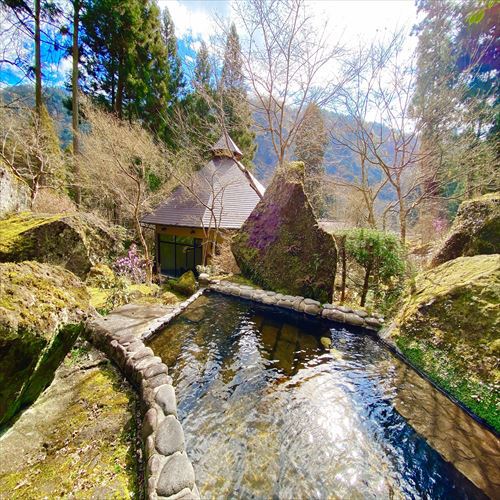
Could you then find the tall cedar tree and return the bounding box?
[161,6,183,104]
[182,40,218,160]
[220,23,256,168]
[295,102,328,217]
[80,0,169,135]
[161,6,184,148]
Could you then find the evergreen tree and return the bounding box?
[160,6,184,148]
[162,6,183,103]
[80,0,170,134]
[295,102,328,217]
[181,40,218,159]
[128,0,169,134]
[220,23,256,168]
[194,40,211,87]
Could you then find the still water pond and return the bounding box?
[147,293,484,499]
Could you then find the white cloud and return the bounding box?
[162,0,418,52]
[158,0,229,42]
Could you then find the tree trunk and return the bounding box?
[72,0,81,205]
[360,260,372,307]
[34,0,42,116]
[115,54,124,119]
[340,235,347,303]
[396,186,406,244]
[135,217,152,284]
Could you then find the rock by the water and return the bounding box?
[320,337,332,349]
[432,192,499,266]
[232,162,337,303]
[198,272,210,285]
[0,211,124,278]
[0,261,91,426]
[156,452,195,497]
[155,415,185,456]
[385,254,500,430]
[172,270,197,296]
[0,350,139,497]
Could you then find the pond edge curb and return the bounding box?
[207,280,385,330]
[85,292,205,500]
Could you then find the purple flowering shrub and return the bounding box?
[113,244,147,283]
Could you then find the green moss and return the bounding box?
[0,364,139,498]
[0,262,90,426]
[0,261,90,338]
[129,283,160,296]
[0,212,65,254]
[432,192,500,265]
[0,211,125,278]
[172,270,197,296]
[87,286,111,309]
[391,254,500,431]
[224,274,261,288]
[397,336,499,432]
[232,177,337,302]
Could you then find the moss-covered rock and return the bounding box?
[85,263,116,288]
[431,192,500,266]
[385,254,500,430]
[0,261,91,427]
[171,270,197,296]
[0,347,139,498]
[0,162,30,217]
[0,211,125,278]
[232,162,337,303]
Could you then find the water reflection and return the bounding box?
[148,294,486,499]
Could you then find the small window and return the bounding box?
[175,235,195,245]
[159,233,175,243]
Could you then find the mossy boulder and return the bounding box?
[0,348,139,497]
[431,192,500,267]
[385,254,500,430]
[85,263,116,288]
[232,162,337,302]
[0,211,125,278]
[172,270,197,296]
[0,261,91,427]
[0,162,30,216]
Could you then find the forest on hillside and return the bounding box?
[0,0,498,243]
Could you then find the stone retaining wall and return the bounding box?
[85,292,204,500]
[208,281,385,330]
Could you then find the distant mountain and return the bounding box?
[1,85,396,202]
[251,107,396,202]
[1,85,73,147]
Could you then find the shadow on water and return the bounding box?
[147,294,488,500]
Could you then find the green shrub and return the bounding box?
[343,228,406,307]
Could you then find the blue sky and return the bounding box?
[0,0,418,88]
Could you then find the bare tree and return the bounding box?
[0,103,65,203]
[329,33,445,243]
[79,97,170,283]
[233,0,348,169]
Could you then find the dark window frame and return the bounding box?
[157,233,203,277]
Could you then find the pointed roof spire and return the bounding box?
[210,134,243,160]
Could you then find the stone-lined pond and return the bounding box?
[147,293,487,499]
